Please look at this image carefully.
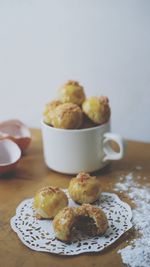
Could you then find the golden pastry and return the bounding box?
[75,204,108,236]
[82,96,111,125]
[53,204,108,242]
[53,207,76,242]
[43,100,61,125]
[68,172,101,204]
[52,103,83,129]
[59,80,85,106]
[34,186,68,219]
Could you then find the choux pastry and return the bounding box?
[59,80,85,106]
[52,103,83,129]
[68,172,101,204]
[43,100,61,125]
[34,186,68,219]
[53,204,108,242]
[82,96,111,125]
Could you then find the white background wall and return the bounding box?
[0,0,150,142]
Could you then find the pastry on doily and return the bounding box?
[34,186,68,219]
[52,103,83,129]
[53,204,108,242]
[53,207,76,242]
[75,204,108,236]
[82,96,111,125]
[43,100,61,125]
[68,172,101,204]
[59,80,85,106]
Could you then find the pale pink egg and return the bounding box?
[0,120,31,152]
[0,139,21,175]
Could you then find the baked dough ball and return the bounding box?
[43,100,61,125]
[82,96,111,125]
[75,204,108,236]
[34,186,68,219]
[68,172,101,204]
[52,103,83,129]
[53,204,108,242]
[59,80,85,106]
[53,207,76,242]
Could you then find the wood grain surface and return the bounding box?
[0,129,150,267]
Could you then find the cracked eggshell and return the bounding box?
[0,120,31,152]
[0,139,21,175]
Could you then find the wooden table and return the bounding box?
[0,129,150,267]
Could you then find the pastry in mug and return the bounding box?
[34,186,68,219]
[43,100,61,125]
[59,80,85,106]
[52,103,83,129]
[53,204,108,242]
[68,172,101,204]
[82,96,111,125]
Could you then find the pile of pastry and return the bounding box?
[43,80,111,129]
[34,172,108,242]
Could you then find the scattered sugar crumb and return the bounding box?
[135,166,143,170]
[114,171,150,267]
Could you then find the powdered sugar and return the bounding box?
[114,171,150,267]
[135,166,143,171]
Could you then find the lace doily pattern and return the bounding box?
[10,192,132,255]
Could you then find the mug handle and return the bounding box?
[102,133,126,162]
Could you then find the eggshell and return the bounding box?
[0,120,31,152]
[0,139,21,175]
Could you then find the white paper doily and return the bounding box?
[10,191,132,255]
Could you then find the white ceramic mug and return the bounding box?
[41,121,125,174]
